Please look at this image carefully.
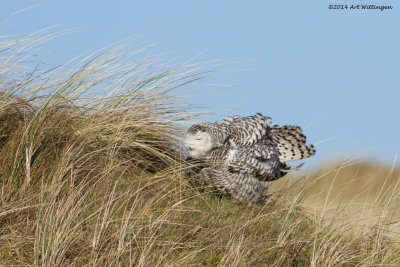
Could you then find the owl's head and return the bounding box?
[184,123,215,159]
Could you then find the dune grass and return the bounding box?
[1,33,400,266]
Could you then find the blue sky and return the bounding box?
[2,1,399,167]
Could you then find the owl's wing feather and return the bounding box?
[224,144,287,181]
[217,115,239,126]
[195,164,267,203]
[269,125,316,162]
[225,113,272,146]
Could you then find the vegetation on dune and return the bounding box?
[1,33,400,266]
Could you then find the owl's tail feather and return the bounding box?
[270,125,316,162]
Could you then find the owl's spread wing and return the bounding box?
[223,144,288,181]
[224,113,272,146]
[268,125,316,162]
[216,115,239,126]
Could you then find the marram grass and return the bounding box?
[0,33,400,266]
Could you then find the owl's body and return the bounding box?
[185,113,315,203]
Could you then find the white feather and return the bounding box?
[226,149,237,162]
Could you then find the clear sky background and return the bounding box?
[2,1,399,168]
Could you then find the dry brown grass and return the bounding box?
[270,159,400,235]
[1,33,400,266]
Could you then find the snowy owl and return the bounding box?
[184,113,316,203]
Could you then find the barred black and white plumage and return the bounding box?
[184,113,316,203]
